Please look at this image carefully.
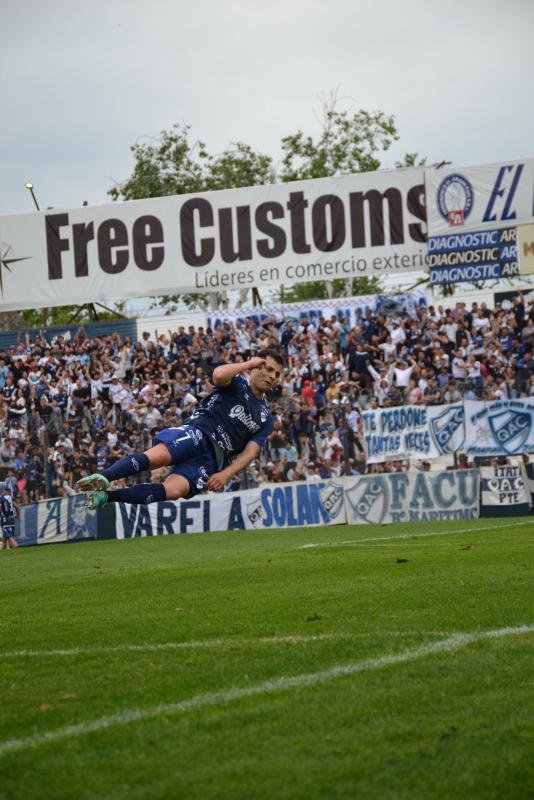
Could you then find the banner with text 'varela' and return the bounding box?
[0,168,425,311]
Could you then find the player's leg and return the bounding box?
[76,442,172,491]
[85,429,216,508]
[7,535,17,549]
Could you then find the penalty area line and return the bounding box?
[0,624,532,756]
[298,519,534,550]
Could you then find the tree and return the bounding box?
[109,126,275,311]
[109,99,403,309]
[279,100,398,182]
[0,302,127,333]
[279,276,383,304]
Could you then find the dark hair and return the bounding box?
[257,348,285,368]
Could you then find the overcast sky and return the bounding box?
[2,0,532,218]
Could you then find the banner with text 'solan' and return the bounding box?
[114,479,347,538]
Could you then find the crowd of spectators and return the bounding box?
[0,291,532,506]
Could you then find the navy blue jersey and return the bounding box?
[188,374,273,457]
[0,494,16,528]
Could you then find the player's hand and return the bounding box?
[246,357,266,370]
[207,469,231,492]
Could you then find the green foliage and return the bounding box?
[20,303,126,328]
[108,104,401,311]
[281,275,383,303]
[109,126,275,311]
[394,152,427,168]
[109,125,274,202]
[279,106,399,182]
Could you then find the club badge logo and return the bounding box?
[488,409,531,453]
[437,174,474,226]
[347,478,389,524]
[430,406,465,454]
[246,500,264,528]
[319,482,344,520]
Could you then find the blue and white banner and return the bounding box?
[206,290,427,332]
[479,465,529,516]
[426,157,534,237]
[428,227,518,284]
[464,399,534,456]
[345,469,480,525]
[114,479,347,538]
[361,403,464,463]
[17,494,97,546]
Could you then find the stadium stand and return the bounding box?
[0,292,531,508]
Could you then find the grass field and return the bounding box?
[1,516,533,800]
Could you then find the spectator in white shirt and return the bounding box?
[393,356,417,388]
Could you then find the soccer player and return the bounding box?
[0,485,18,550]
[77,349,284,508]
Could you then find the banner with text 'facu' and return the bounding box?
[0,169,426,310]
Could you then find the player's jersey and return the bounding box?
[188,374,273,457]
[0,494,16,528]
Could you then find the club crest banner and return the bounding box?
[464,399,534,456]
[206,290,427,331]
[360,403,464,463]
[426,157,534,237]
[479,465,529,516]
[345,469,479,525]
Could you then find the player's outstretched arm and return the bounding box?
[212,358,265,387]
[206,441,261,492]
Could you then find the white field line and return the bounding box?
[0,631,451,660]
[298,519,534,550]
[0,624,532,757]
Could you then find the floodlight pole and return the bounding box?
[25,182,41,211]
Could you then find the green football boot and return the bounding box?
[76,473,110,492]
[85,491,109,510]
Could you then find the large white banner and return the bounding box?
[464,399,534,457]
[114,478,347,537]
[360,403,465,463]
[345,469,479,525]
[426,157,534,237]
[0,168,426,311]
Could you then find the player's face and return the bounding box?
[253,356,283,392]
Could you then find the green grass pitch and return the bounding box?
[1,517,533,800]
